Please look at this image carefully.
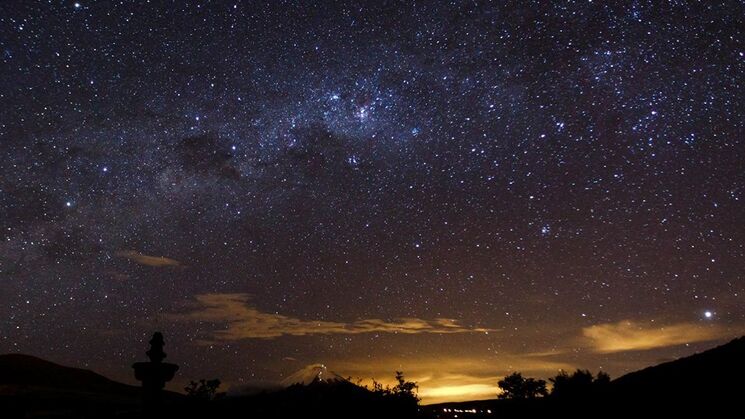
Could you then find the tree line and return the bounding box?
[498,369,610,400]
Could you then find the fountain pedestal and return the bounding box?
[132,332,178,414]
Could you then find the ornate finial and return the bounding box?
[146,332,166,363]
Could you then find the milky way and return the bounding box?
[1,1,743,403]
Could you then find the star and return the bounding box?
[1,0,742,405]
[355,107,368,121]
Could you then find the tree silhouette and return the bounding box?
[497,372,548,399]
[367,371,419,415]
[388,371,419,415]
[595,370,611,386]
[549,369,610,399]
[391,371,419,401]
[184,379,222,401]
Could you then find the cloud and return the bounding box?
[170,293,494,340]
[582,320,728,353]
[116,250,181,267]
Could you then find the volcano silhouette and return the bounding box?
[280,364,347,387]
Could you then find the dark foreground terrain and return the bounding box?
[2,336,744,418]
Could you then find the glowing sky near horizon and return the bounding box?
[0,0,743,404]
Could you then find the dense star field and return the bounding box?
[1,0,743,403]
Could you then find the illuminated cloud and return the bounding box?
[115,250,181,267]
[171,293,494,340]
[582,320,728,353]
[419,383,499,402]
[331,355,574,404]
[413,372,504,403]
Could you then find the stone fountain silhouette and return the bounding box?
[133,332,179,412]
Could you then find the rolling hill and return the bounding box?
[0,353,139,396]
[611,336,745,401]
[0,353,180,418]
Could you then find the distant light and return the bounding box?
[704,310,713,319]
[74,2,81,8]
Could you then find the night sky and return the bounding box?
[1,0,743,404]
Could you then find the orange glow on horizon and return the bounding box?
[418,383,502,404]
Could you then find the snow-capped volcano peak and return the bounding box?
[280,363,346,387]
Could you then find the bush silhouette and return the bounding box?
[184,379,222,401]
[497,372,548,399]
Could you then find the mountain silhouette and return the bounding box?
[610,336,745,402]
[0,354,139,396]
[280,363,347,387]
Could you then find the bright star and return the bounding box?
[355,106,368,121]
[703,311,713,319]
